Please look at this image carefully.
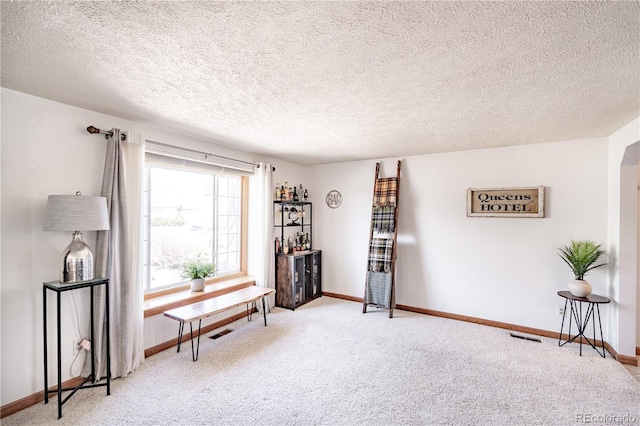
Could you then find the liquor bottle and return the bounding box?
[303,188,308,200]
[284,181,289,200]
[280,184,285,200]
[293,186,299,202]
[275,181,281,200]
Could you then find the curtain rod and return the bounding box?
[146,139,275,171]
[87,125,275,171]
[86,125,127,141]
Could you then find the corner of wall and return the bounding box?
[606,116,640,357]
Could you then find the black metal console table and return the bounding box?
[43,278,110,419]
[557,290,609,358]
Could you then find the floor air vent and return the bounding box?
[509,333,541,343]
[209,329,233,340]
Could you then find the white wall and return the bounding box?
[607,117,640,358]
[1,89,108,407]
[0,89,304,406]
[311,138,609,334]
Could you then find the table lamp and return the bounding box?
[43,192,110,283]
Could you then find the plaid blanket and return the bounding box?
[373,177,397,207]
[368,238,394,273]
[365,271,392,308]
[372,206,395,233]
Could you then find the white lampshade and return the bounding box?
[43,194,110,232]
[43,193,110,283]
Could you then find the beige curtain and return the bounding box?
[83,128,145,379]
[248,162,275,311]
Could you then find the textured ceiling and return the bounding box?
[2,1,639,166]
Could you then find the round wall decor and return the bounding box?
[326,190,343,209]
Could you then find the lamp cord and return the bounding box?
[70,292,84,339]
[68,292,86,377]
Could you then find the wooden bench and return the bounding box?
[163,286,276,361]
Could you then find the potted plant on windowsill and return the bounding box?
[182,259,216,292]
[558,240,607,297]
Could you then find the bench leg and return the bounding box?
[246,303,253,322]
[189,320,202,362]
[177,322,185,353]
[262,297,267,326]
[246,299,267,325]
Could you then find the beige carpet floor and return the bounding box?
[4,296,640,425]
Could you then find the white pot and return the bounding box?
[191,278,205,292]
[568,279,592,298]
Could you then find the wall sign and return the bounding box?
[326,190,343,209]
[467,186,544,218]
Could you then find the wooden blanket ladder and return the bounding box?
[363,160,401,318]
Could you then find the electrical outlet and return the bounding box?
[73,339,91,355]
[79,339,91,351]
[556,306,565,317]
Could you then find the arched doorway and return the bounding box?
[618,141,639,361]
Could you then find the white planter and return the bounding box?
[568,279,592,298]
[191,278,205,292]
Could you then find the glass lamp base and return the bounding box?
[60,232,95,283]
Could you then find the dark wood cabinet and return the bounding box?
[275,250,322,309]
[273,200,321,309]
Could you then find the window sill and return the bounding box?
[143,275,256,318]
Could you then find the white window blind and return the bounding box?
[145,141,255,176]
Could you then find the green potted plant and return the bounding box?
[181,259,216,292]
[558,240,607,297]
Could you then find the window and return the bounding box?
[143,160,243,293]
